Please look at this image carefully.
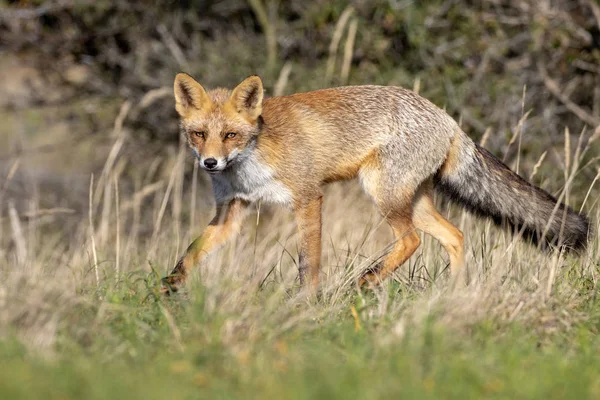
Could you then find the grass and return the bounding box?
[1,94,599,398]
[2,263,600,399]
[1,143,599,399]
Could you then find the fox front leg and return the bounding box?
[162,198,249,293]
[294,196,323,289]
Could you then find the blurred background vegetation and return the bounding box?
[1,0,599,234]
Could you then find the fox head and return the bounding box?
[173,73,264,173]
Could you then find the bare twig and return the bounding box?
[573,59,600,75]
[20,208,75,219]
[539,65,600,126]
[157,24,189,70]
[131,87,171,119]
[120,181,165,212]
[0,0,82,20]
[588,0,600,32]
[0,207,77,223]
[248,0,277,76]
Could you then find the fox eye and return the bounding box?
[193,131,205,139]
[225,132,237,139]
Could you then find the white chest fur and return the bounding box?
[210,152,293,206]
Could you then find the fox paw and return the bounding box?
[160,275,183,296]
[359,272,378,288]
[358,265,382,288]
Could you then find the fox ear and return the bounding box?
[229,75,264,120]
[174,73,210,116]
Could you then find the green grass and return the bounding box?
[1,264,600,400]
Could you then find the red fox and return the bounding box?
[162,73,590,292]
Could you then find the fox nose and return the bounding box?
[204,158,218,169]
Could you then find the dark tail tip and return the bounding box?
[527,207,592,254]
[560,211,591,253]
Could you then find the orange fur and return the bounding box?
[295,196,323,287]
[413,180,464,274]
[163,198,249,291]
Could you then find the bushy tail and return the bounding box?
[434,131,590,251]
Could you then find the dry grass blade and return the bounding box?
[413,76,421,95]
[111,100,132,138]
[515,86,527,174]
[529,151,547,181]
[274,62,292,97]
[114,176,121,282]
[149,150,185,256]
[92,101,130,209]
[99,171,113,245]
[190,160,199,233]
[159,304,184,352]
[564,127,571,176]
[172,143,186,255]
[1,158,20,195]
[479,127,492,147]
[340,19,358,85]
[505,110,532,156]
[88,174,99,287]
[8,200,27,265]
[325,6,354,84]
[545,252,563,299]
[580,169,600,213]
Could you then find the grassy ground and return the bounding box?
[2,286,600,399]
[1,163,599,398]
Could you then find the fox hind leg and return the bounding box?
[359,213,421,286]
[358,161,421,286]
[412,181,464,275]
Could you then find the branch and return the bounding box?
[538,64,600,127]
